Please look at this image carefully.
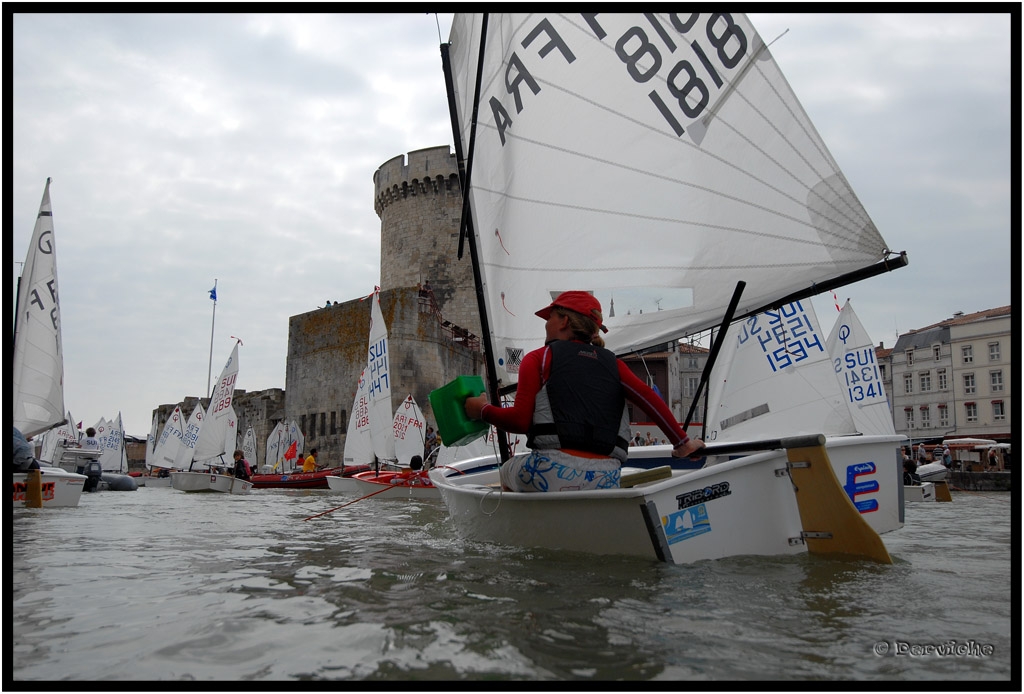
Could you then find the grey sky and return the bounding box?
[12,12,1012,436]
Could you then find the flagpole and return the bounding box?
[207,279,218,398]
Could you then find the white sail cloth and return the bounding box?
[13,178,65,438]
[447,13,895,383]
[192,342,240,464]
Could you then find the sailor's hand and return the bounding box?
[672,438,706,459]
[464,395,488,420]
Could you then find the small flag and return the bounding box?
[284,441,297,461]
[209,285,217,301]
[832,291,841,313]
[77,421,82,429]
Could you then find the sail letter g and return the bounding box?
[37,229,54,254]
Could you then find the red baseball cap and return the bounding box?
[535,291,608,332]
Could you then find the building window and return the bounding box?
[992,401,1005,421]
[904,374,913,394]
[879,364,886,381]
[939,405,949,428]
[962,345,973,364]
[684,377,699,398]
[964,373,976,394]
[919,372,931,392]
[904,409,915,429]
[990,370,1003,392]
[320,412,327,437]
[988,342,1000,361]
[937,368,947,391]
[331,410,337,435]
[687,356,699,369]
[920,406,931,429]
[933,345,941,361]
[965,403,978,423]
[906,350,914,366]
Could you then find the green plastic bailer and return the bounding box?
[428,375,490,447]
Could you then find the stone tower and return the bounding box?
[373,145,481,337]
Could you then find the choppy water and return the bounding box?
[11,484,1014,684]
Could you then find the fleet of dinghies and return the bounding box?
[20,15,927,571]
[424,12,910,565]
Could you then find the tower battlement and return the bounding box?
[372,146,479,338]
[373,146,460,215]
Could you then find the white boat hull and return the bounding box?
[904,483,935,502]
[12,467,88,508]
[171,471,252,495]
[325,475,359,493]
[140,476,173,488]
[430,435,900,564]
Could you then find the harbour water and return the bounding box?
[11,484,1015,685]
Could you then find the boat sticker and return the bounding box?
[843,462,879,513]
[675,481,731,510]
[661,504,711,544]
[12,481,56,502]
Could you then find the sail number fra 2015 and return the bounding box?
[582,13,749,137]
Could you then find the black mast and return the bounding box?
[440,16,512,463]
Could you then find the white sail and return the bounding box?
[39,412,78,464]
[826,300,897,437]
[393,394,426,467]
[704,300,855,443]
[192,341,240,464]
[151,405,186,470]
[92,418,109,448]
[98,412,128,472]
[175,403,205,469]
[13,178,65,439]
[284,420,305,471]
[242,426,258,467]
[223,405,239,461]
[366,289,396,463]
[145,412,160,468]
[447,13,901,382]
[265,421,284,471]
[343,368,374,466]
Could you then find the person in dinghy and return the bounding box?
[464,291,705,492]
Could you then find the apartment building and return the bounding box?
[889,306,1011,445]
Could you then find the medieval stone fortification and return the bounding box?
[282,146,484,466]
[157,147,483,469]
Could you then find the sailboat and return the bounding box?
[12,178,88,508]
[38,411,80,465]
[241,426,259,470]
[171,340,252,494]
[824,300,946,502]
[144,404,187,488]
[428,13,909,564]
[340,289,453,499]
[251,417,362,489]
[393,394,427,466]
[93,412,137,491]
[325,368,373,493]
